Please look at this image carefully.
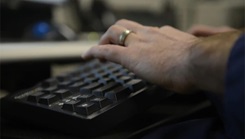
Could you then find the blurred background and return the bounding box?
[0,0,244,95]
[0,0,244,42]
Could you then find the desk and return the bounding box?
[0,41,96,63]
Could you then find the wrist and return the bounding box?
[189,31,243,94]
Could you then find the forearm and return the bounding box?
[189,30,244,94]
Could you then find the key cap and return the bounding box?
[69,81,87,93]
[125,79,145,92]
[108,66,121,74]
[76,94,95,103]
[80,73,94,79]
[94,72,109,79]
[128,72,136,78]
[84,77,99,84]
[27,92,45,103]
[91,69,104,74]
[80,83,101,94]
[58,81,73,88]
[98,78,113,85]
[38,94,60,105]
[119,69,130,75]
[54,89,72,99]
[56,74,71,82]
[62,100,82,111]
[71,76,83,83]
[105,86,131,101]
[90,97,112,108]
[75,102,99,115]
[42,86,57,93]
[69,71,81,77]
[92,82,120,97]
[87,60,101,68]
[41,78,58,88]
[102,63,113,70]
[109,73,123,80]
[115,76,131,85]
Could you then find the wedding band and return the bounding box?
[118,29,133,46]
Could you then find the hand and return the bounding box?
[187,24,236,37]
[82,19,200,93]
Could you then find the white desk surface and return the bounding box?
[0,41,97,63]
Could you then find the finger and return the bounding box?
[82,44,128,65]
[115,19,144,33]
[99,25,138,46]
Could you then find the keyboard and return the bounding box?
[1,60,173,137]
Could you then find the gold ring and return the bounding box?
[118,29,133,46]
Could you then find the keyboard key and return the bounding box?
[92,82,120,97]
[90,97,112,108]
[71,76,83,83]
[41,78,58,88]
[69,81,87,93]
[42,86,58,93]
[87,60,101,68]
[115,76,131,84]
[69,71,81,77]
[125,79,145,92]
[128,72,136,78]
[105,86,131,101]
[80,83,101,94]
[94,72,109,79]
[62,100,82,111]
[98,78,113,85]
[56,74,71,82]
[38,94,60,105]
[84,77,99,84]
[109,73,123,80]
[27,92,45,103]
[68,82,87,93]
[108,67,121,74]
[81,73,94,79]
[54,89,72,99]
[119,69,130,75]
[75,102,99,115]
[76,94,95,103]
[91,69,104,74]
[58,81,73,88]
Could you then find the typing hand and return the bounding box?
[82,19,199,93]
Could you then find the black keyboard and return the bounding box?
[1,60,173,137]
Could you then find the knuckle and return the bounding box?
[160,25,173,30]
[145,26,159,33]
[107,25,118,32]
[115,19,128,25]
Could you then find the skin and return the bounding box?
[187,24,236,37]
[82,19,243,94]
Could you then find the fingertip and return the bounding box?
[81,47,94,60]
[81,51,89,59]
[81,53,88,60]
